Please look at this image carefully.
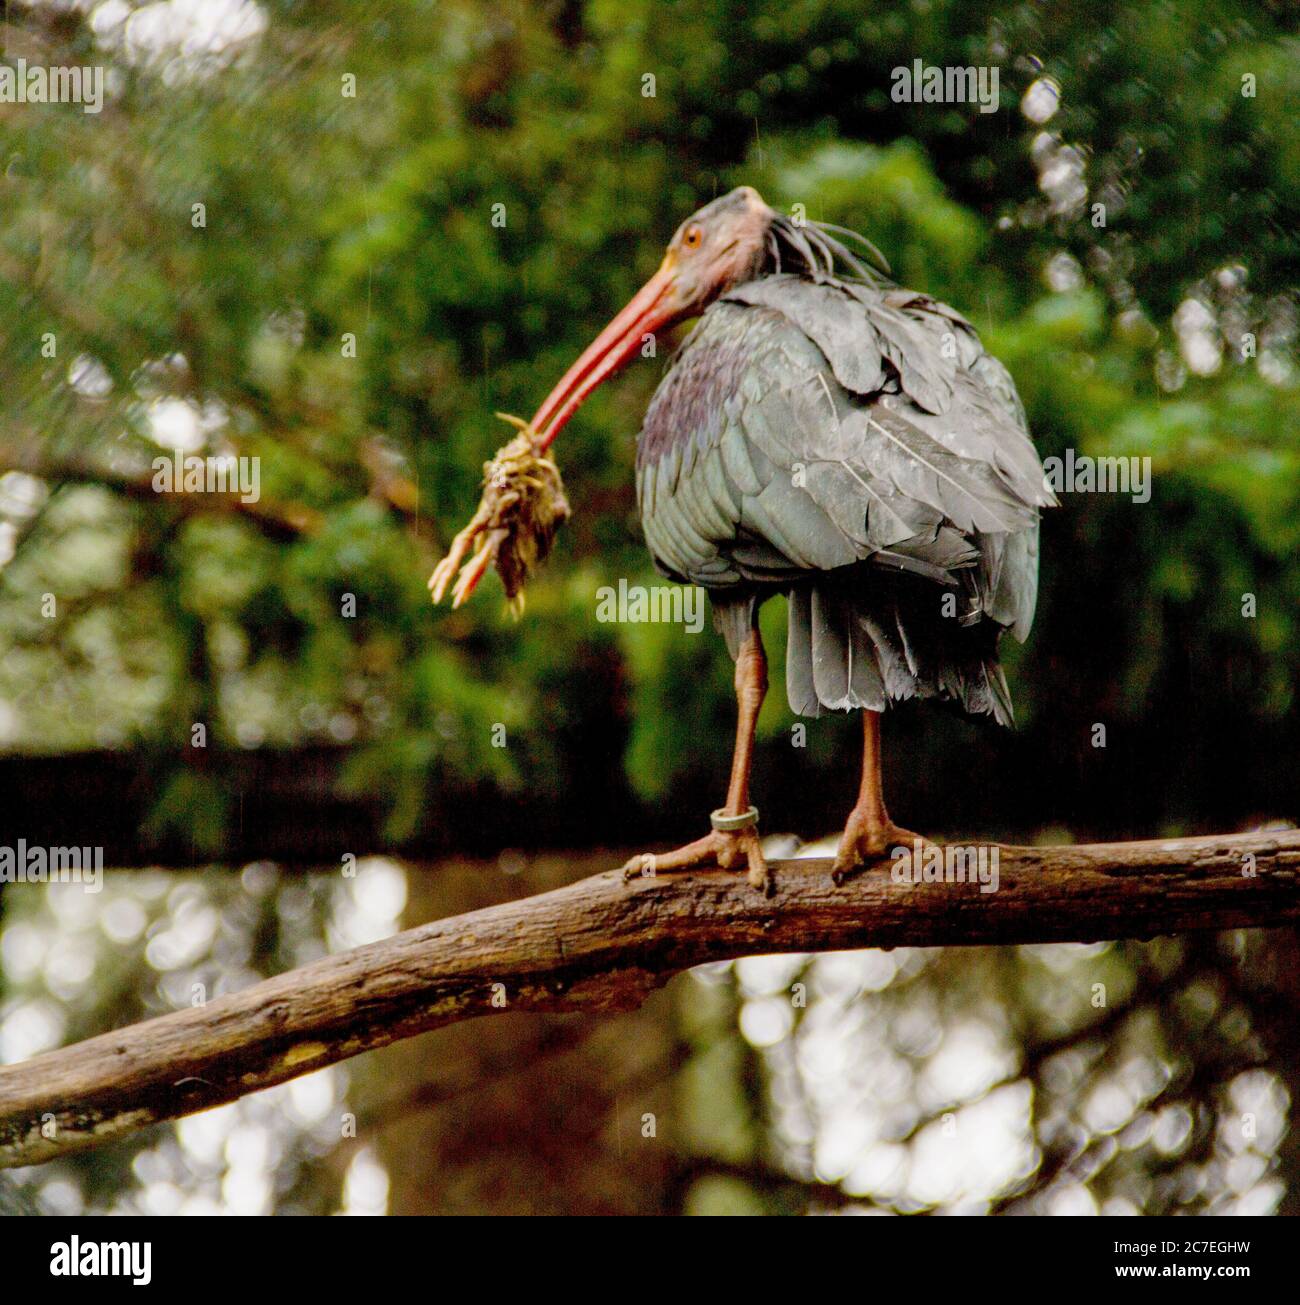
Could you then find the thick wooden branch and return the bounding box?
[1,829,1296,1169]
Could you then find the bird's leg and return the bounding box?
[831,710,928,885]
[622,626,771,893]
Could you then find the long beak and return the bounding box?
[529,257,679,450]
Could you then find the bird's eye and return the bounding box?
[683,226,702,250]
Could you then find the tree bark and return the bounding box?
[1,829,1296,1168]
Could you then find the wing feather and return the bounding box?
[636,279,1051,643]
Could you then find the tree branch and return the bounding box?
[0,445,323,541]
[1,829,1296,1169]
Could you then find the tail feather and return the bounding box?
[808,586,887,712]
[781,564,1016,725]
[785,587,820,716]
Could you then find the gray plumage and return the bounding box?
[635,273,1055,725]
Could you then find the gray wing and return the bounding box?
[635,275,1054,641]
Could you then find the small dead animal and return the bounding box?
[429,414,571,615]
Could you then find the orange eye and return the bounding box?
[683,226,702,249]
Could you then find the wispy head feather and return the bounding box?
[765,213,892,286]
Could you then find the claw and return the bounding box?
[831,822,929,886]
[745,837,771,894]
[621,853,657,882]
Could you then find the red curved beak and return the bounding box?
[529,255,680,450]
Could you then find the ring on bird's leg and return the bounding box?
[710,806,759,833]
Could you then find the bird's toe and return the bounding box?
[831,820,928,886]
[743,833,773,896]
[620,852,657,882]
[618,826,771,892]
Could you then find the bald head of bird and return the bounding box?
[528,185,889,451]
[529,184,892,448]
[528,186,776,448]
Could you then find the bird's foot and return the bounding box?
[831,810,930,886]
[621,813,770,896]
[429,514,510,609]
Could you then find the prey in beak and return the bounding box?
[430,186,775,610]
[427,414,569,613]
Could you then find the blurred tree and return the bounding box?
[1,0,1296,849]
[0,0,1297,1217]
